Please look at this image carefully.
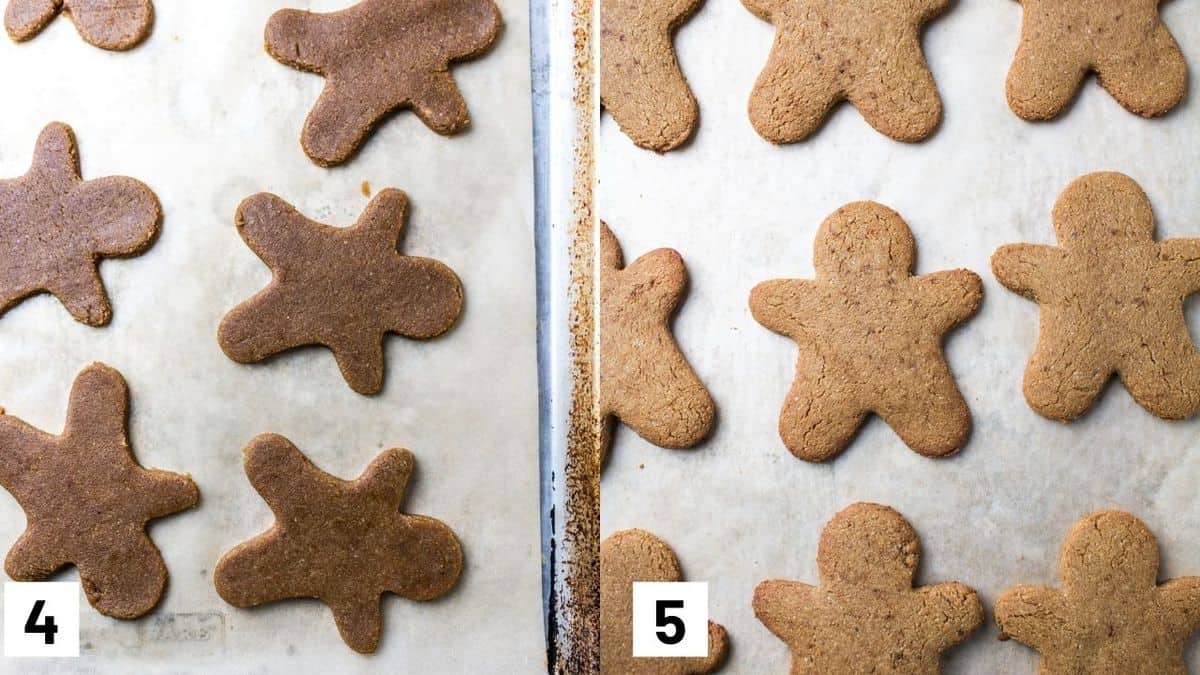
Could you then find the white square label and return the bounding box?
[4,582,80,657]
[631,581,708,658]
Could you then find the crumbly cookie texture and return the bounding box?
[601,529,728,674]
[749,201,981,462]
[600,222,715,464]
[993,172,1200,421]
[601,0,702,152]
[0,363,198,619]
[996,511,1200,674]
[743,0,950,143]
[218,189,463,396]
[5,0,153,50]
[265,0,502,166]
[1006,0,1187,120]
[754,503,983,674]
[214,435,462,654]
[0,122,160,326]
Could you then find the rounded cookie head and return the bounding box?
[813,201,916,281]
[1060,510,1160,595]
[817,502,919,591]
[1051,172,1155,243]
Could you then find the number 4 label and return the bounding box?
[4,582,79,657]
[631,582,708,658]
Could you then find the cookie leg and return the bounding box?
[747,40,838,144]
[1119,340,1200,420]
[601,30,699,152]
[878,363,970,457]
[1005,42,1087,121]
[849,40,943,142]
[1022,333,1109,421]
[410,71,472,136]
[4,528,68,580]
[4,0,59,43]
[45,263,111,326]
[76,530,168,619]
[1095,29,1187,118]
[63,0,153,51]
[330,596,383,654]
[610,349,715,450]
[301,84,397,167]
[330,336,385,396]
[777,360,866,462]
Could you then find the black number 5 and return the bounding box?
[24,600,57,645]
[655,599,685,645]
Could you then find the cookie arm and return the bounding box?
[1159,238,1200,296]
[916,582,984,650]
[63,363,129,446]
[749,279,821,339]
[242,433,337,521]
[264,8,335,73]
[410,71,472,136]
[752,579,822,641]
[4,0,58,43]
[991,243,1062,300]
[622,248,689,314]
[914,269,983,332]
[355,448,414,510]
[1158,577,1200,635]
[234,193,325,270]
[994,585,1070,653]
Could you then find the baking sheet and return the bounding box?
[599,1,1200,672]
[0,1,541,672]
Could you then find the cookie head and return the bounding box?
[813,201,916,280]
[817,503,919,591]
[1052,172,1155,243]
[1061,511,1160,594]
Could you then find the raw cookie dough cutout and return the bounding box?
[5,0,153,50]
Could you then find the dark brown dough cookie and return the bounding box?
[601,0,702,152]
[1007,0,1187,120]
[600,222,714,464]
[601,529,728,674]
[265,0,503,167]
[996,511,1200,674]
[218,189,463,396]
[0,122,160,326]
[992,172,1200,421]
[214,434,463,654]
[754,503,983,674]
[5,0,153,50]
[0,363,198,619]
[749,201,981,462]
[743,0,950,143]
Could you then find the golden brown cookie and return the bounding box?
[265,0,503,167]
[995,511,1200,674]
[754,503,983,674]
[214,434,462,654]
[743,0,950,143]
[601,529,728,674]
[0,363,198,619]
[992,172,1200,421]
[5,0,153,50]
[749,202,981,462]
[601,0,702,152]
[218,189,463,396]
[0,122,160,326]
[1006,0,1187,120]
[600,222,714,464]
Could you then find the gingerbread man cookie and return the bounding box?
[600,222,714,464]
[743,0,950,143]
[601,529,728,674]
[1007,0,1187,120]
[218,189,463,396]
[996,511,1200,674]
[5,0,153,50]
[749,202,981,462]
[214,434,463,654]
[265,0,502,167]
[0,122,160,326]
[601,0,702,152]
[754,503,983,674]
[993,172,1200,421]
[0,363,198,619]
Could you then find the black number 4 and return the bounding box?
[24,600,57,645]
[655,599,685,645]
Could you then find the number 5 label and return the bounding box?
[4,582,80,657]
[631,582,708,658]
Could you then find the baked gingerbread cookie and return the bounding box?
[600,222,714,464]
[743,0,950,143]
[0,363,198,619]
[5,0,153,50]
[265,0,502,167]
[993,172,1200,421]
[214,434,463,654]
[754,503,983,674]
[1007,0,1187,120]
[218,189,463,396]
[601,0,702,152]
[0,122,160,326]
[996,511,1200,674]
[749,202,981,462]
[601,529,728,674]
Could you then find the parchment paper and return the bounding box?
[600,1,1200,672]
[0,1,541,672]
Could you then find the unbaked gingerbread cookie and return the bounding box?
[992,172,1200,421]
[749,201,981,462]
[1007,0,1187,120]
[996,511,1200,674]
[5,0,153,50]
[754,503,983,673]
[743,0,950,143]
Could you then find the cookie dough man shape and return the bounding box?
[750,202,981,461]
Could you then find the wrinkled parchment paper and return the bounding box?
[600,1,1200,672]
[0,1,540,672]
